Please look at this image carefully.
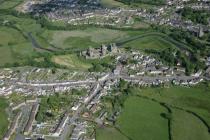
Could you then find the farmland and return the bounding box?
[96,84,210,140]
[100,0,127,8]
[171,108,210,140]
[0,0,23,10]
[0,97,9,139]
[41,28,128,50]
[131,85,210,140]
[96,127,128,140]
[51,54,92,71]
[52,54,115,72]
[116,96,169,140]
[0,26,33,65]
[122,35,176,51]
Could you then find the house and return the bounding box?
[24,103,39,135]
[53,112,69,137]
[3,112,22,140]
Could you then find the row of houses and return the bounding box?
[3,112,22,140]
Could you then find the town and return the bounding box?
[0,0,210,140]
[1,45,209,140]
[18,0,210,35]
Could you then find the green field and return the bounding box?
[116,96,169,140]
[52,54,115,71]
[133,85,210,140]
[96,127,128,140]
[0,26,34,65]
[171,108,210,140]
[97,85,210,140]
[41,28,128,50]
[63,37,99,49]
[52,54,92,70]
[0,0,23,9]
[0,97,9,139]
[100,0,127,8]
[122,35,176,51]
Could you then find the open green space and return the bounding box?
[0,26,34,66]
[116,96,169,140]
[0,97,9,139]
[122,35,176,51]
[130,85,210,140]
[0,0,23,9]
[52,54,115,72]
[171,108,210,140]
[96,127,128,140]
[98,84,210,140]
[115,0,166,5]
[0,26,25,46]
[100,0,127,8]
[63,37,99,49]
[52,54,92,71]
[41,28,128,50]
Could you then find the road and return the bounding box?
[15,80,96,87]
[60,74,110,140]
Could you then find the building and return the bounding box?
[81,43,119,59]
[24,103,39,135]
[3,112,22,140]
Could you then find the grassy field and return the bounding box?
[51,54,92,71]
[122,35,176,51]
[171,108,210,140]
[0,26,25,46]
[100,0,160,9]
[0,0,23,9]
[116,96,169,140]
[0,97,9,139]
[0,26,34,65]
[52,54,115,71]
[97,85,210,140]
[63,37,99,49]
[96,127,129,140]
[100,0,127,8]
[41,28,128,50]
[131,85,210,140]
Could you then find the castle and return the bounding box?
[81,43,119,59]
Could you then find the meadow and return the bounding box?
[96,127,128,140]
[122,35,176,51]
[132,85,210,140]
[52,54,115,71]
[0,0,23,9]
[116,96,169,140]
[100,0,127,8]
[0,26,34,65]
[171,108,210,140]
[0,97,9,139]
[96,84,210,140]
[51,54,92,71]
[41,28,128,50]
